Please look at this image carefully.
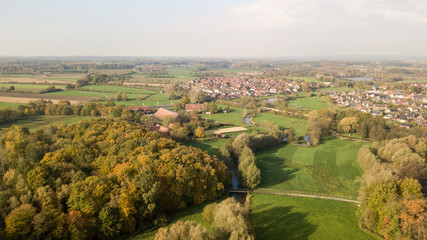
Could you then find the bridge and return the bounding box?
[229,188,249,194]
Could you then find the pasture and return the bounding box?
[126,198,220,240]
[288,95,327,110]
[252,112,307,136]
[0,83,66,93]
[0,115,97,133]
[81,85,157,94]
[256,137,367,197]
[0,102,21,109]
[286,76,321,83]
[201,106,245,126]
[251,194,375,240]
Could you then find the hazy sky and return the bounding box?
[1,0,427,57]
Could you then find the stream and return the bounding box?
[229,164,247,202]
[243,114,253,125]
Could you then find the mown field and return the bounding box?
[252,112,307,136]
[0,102,21,109]
[256,137,367,197]
[200,106,245,126]
[126,198,223,240]
[288,95,327,110]
[251,194,375,240]
[0,83,66,93]
[286,76,321,83]
[0,115,97,133]
[81,85,157,94]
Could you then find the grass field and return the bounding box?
[0,115,97,133]
[286,76,321,83]
[44,90,108,98]
[251,194,375,240]
[0,83,66,93]
[288,95,327,110]
[201,106,245,126]
[256,137,367,197]
[126,199,220,240]
[318,87,353,92]
[81,85,157,94]
[0,102,22,109]
[252,112,307,136]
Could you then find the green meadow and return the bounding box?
[201,106,245,126]
[0,115,97,133]
[251,194,375,240]
[286,76,321,83]
[256,137,367,197]
[0,102,22,109]
[252,112,307,136]
[81,85,157,94]
[288,95,327,110]
[0,83,66,93]
[44,90,107,98]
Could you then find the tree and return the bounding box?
[155,221,214,240]
[285,127,297,143]
[399,199,427,240]
[209,102,218,114]
[5,204,36,239]
[194,127,205,138]
[338,117,359,134]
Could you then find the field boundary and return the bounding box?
[254,188,361,204]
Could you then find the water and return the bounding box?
[229,164,247,201]
[243,115,253,125]
[303,135,311,145]
[231,168,239,189]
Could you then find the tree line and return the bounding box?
[156,196,254,240]
[357,135,426,239]
[0,119,229,239]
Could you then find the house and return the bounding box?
[128,106,152,114]
[154,108,178,120]
[185,104,204,112]
[397,114,408,123]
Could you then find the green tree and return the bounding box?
[5,204,36,239]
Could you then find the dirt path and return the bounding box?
[253,189,361,204]
[214,126,248,134]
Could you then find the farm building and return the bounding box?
[128,106,152,114]
[185,104,203,112]
[154,108,178,120]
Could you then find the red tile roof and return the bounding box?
[154,108,178,120]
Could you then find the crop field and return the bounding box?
[288,95,327,110]
[252,112,307,136]
[256,137,367,197]
[0,83,66,93]
[0,92,101,105]
[0,74,83,84]
[251,194,375,240]
[0,115,97,133]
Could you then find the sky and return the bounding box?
[1,0,427,57]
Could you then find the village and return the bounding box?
[183,76,304,99]
[329,82,427,126]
